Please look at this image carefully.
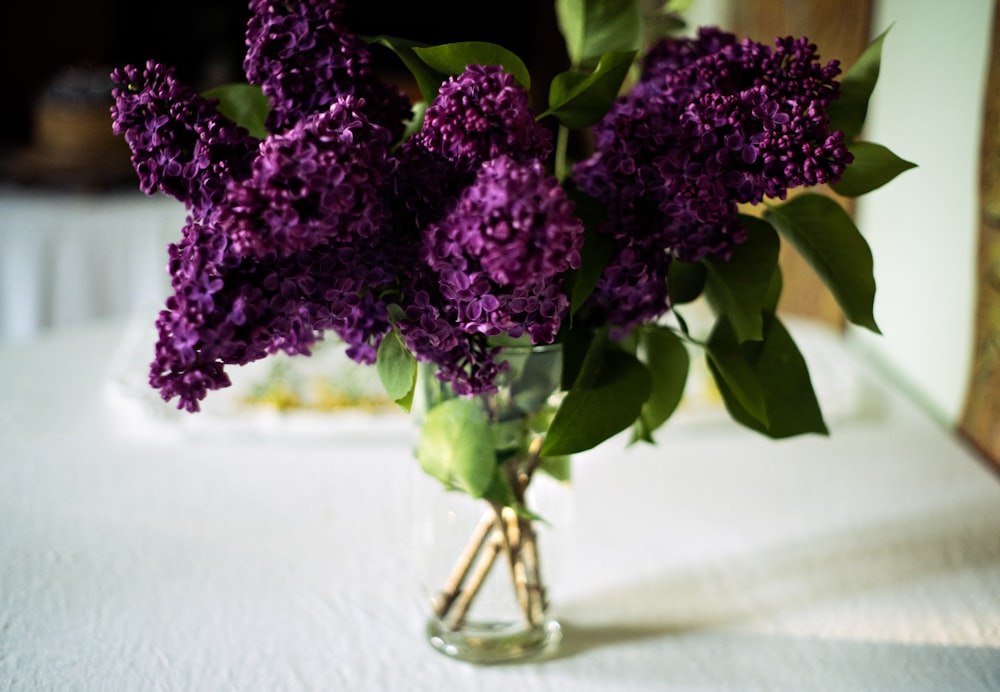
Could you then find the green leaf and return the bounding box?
[375,328,417,410]
[480,466,518,508]
[368,35,447,103]
[632,326,689,443]
[416,398,495,498]
[556,0,643,69]
[539,454,572,483]
[703,215,780,343]
[667,260,706,304]
[396,384,415,412]
[400,100,428,143]
[762,262,783,314]
[203,83,270,139]
[763,193,880,333]
[705,317,769,427]
[827,26,891,141]
[650,15,687,38]
[831,141,916,197]
[542,333,651,455]
[556,322,593,391]
[707,315,828,438]
[413,42,531,90]
[563,187,614,314]
[542,50,636,128]
[663,0,696,11]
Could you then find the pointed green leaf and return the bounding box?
[763,193,880,333]
[413,42,531,90]
[376,328,417,410]
[827,26,891,141]
[650,2,689,38]
[831,141,917,197]
[667,260,706,304]
[563,187,614,314]
[632,325,689,443]
[705,317,769,426]
[539,454,572,483]
[703,215,780,343]
[400,101,428,143]
[542,50,636,128]
[707,315,828,438]
[556,322,593,391]
[542,334,651,455]
[416,398,495,498]
[664,0,695,12]
[480,466,518,508]
[763,262,783,314]
[368,35,447,103]
[395,384,415,412]
[203,83,270,139]
[556,0,643,69]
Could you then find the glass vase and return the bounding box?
[412,343,569,663]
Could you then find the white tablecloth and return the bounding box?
[0,187,186,343]
[1,318,998,691]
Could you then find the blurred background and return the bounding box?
[0,0,996,461]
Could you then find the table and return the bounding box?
[0,187,187,343]
[1,317,998,691]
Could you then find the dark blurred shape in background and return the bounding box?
[0,0,560,188]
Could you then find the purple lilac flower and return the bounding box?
[395,157,582,395]
[290,239,396,365]
[392,64,555,234]
[671,34,851,200]
[390,144,473,234]
[396,289,504,397]
[382,66,563,396]
[574,27,853,331]
[110,61,258,221]
[582,222,675,333]
[422,156,580,339]
[425,156,582,287]
[637,27,739,87]
[410,64,552,170]
[584,27,852,222]
[150,217,395,412]
[216,96,395,258]
[244,0,411,138]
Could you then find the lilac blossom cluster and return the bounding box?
[408,64,553,169]
[112,1,580,409]
[392,64,554,229]
[574,28,853,331]
[243,0,411,138]
[391,67,574,395]
[416,156,582,382]
[147,214,396,411]
[112,0,853,412]
[217,96,396,258]
[111,1,409,412]
[109,61,258,221]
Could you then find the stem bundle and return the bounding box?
[431,439,549,631]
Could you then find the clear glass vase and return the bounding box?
[412,343,569,663]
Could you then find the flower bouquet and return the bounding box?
[111,0,913,662]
